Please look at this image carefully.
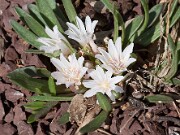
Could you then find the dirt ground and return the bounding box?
[0,0,180,135]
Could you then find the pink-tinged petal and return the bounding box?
[122,43,134,60]
[98,48,112,61]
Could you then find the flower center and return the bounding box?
[62,67,81,83]
[108,58,126,74]
[99,80,111,90]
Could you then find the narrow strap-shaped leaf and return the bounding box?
[147,3,163,27]
[170,0,178,17]
[10,20,42,48]
[145,94,173,103]
[27,101,58,123]
[24,16,47,37]
[100,0,125,42]
[30,95,73,101]
[36,0,63,32]
[48,77,56,96]
[96,92,112,112]
[170,7,180,28]
[137,0,149,34]
[24,101,46,110]
[62,0,77,24]
[124,15,143,45]
[15,6,48,42]
[15,7,48,37]
[168,34,176,56]
[28,4,47,25]
[80,110,109,133]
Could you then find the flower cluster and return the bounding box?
[38,16,136,101]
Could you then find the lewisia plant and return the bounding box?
[37,16,136,101]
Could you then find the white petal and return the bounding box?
[66,22,81,35]
[110,76,124,84]
[106,91,115,101]
[91,20,98,34]
[45,26,58,39]
[53,25,67,41]
[122,43,134,60]
[115,37,122,57]
[85,16,92,34]
[50,58,63,71]
[114,85,124,93]
[76,16,86,35]
[108,39,118,60]
[84,88,102,98]
[125,58,136,67]
[83,80,97,88]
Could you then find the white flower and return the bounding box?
[83,66,124,101]
[65,16,98,53]
[37,25,71,55]
[50,53,88,88]
[95,37,136,74]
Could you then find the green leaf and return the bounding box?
[147,3,163,27]
[25,49,44,54]
[36,0,63,32]
[58,112,70,125]
[80,111,108,133]
[170,0,178,18]
[7,66,50,93]
[125,15,143,44]
[10,20,42,49]
[137,0,149,34]
[134,22,163,46]
[62,0,77,23]
[30,95,73,101]
[27,101,58,123]
[170,6,180,28]
[100,0,125,42]
[28,4,47,25]
[15,7,47,37]
[171,78,180,85]
[145,94,174,103]
[96,92,112,112]
[24,101,46,110]
[48,77,56,96]
[165,35,179,80]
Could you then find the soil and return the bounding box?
[0,0,179,135]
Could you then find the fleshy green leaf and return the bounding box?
[10,20,42,49]
[170,6,180,28]
[24,101,46,110]
[96,92,112,112]
[15,7,47,37]
[7,66,50,93]
[170,0,178,17]
[48,77,56,96]
[58,112,70,125]
[165,35,179,80]
[80,111,109,133]
[28,4,47,25]
[100,0,125,43]
[147,3,163,27]
[137,0,149,34]
[36,0,63,32]
[146,94,174,103]
[62,0,77,23]
[125,15,143,44]
[27,101,58,123]
[30,95,73,101]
